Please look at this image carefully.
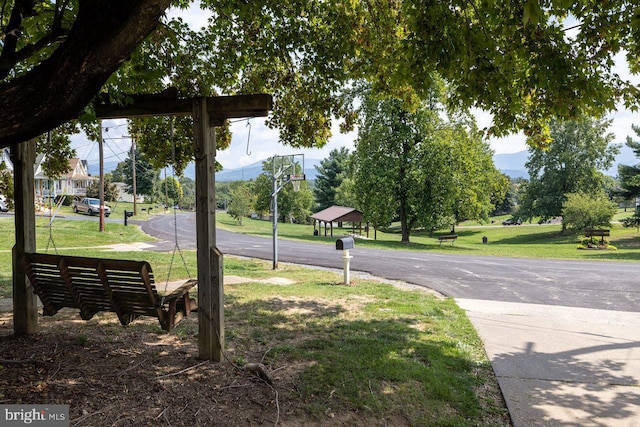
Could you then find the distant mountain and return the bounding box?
[90,148,638,182]
[87,160,119,177]
[492,145,638,179]
[216,158,322,182]
[492,151,528,179]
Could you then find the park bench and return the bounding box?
[21,252,197,331]
[437,235,458,246]
[583,228,610,245]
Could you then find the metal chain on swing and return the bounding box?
[44,131,59,254]
[164,118,192,296]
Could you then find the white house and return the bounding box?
[34,157,95,199]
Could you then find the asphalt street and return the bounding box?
[140,212,640,313]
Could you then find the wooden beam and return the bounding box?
[95,92,272,124]
[193,97,224,361]
[206,94,273,125]
[11,139,38,335]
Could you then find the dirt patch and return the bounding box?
[225,275,297,286]
[0,311,346,427]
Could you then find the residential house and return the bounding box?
[32,157,95,199]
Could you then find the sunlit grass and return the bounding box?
[222,258,506,425]
[216,212,640,261]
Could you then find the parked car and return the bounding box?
[72,197,111,217]
[502,217,522,226]
[0,199,8,212]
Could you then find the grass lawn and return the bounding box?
[217,211,640,262]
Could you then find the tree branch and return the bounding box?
[11,29,69,67]
[0,0,173,148]
[0,0,37,76]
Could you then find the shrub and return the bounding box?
[562,191,616,231]
[621,213,640,231]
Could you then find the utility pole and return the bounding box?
[131,136,137,216]
[98,121,105,232]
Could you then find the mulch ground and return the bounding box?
[0,309,360,427]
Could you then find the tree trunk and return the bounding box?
[0,0,172,148]
[399,197,410,243]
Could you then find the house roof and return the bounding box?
[60,158,91,179]
[311,206,363,223]
[33,157,92,180]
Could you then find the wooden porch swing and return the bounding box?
[12,92,272,361]
[22,252,197,331]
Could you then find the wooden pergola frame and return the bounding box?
[11,93,272,362]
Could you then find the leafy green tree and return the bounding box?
[36,124,78,179]
[253,174,272,218]
[314,147,351,211]
[6,1,640,164]
[215,181,233,210]
[111,146,160,199]
[491,175,517,216]
[159,176,183,206]
[227,181,255,225]
[85,175,119,202]
[253,158,314,223]
[519,117,619,231]
[179,176,195,210]
[562,192,616,231]
[129,116,231,176]
[0,160,14,206]
[0,0,171,146]
[334,176,358,209]
[446,121,509,230]
[618,125,640,202]
[353,91,504,242]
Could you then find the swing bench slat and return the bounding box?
[22,252,197,331]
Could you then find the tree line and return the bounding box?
[4,1,640,237]
[219,111,640,241]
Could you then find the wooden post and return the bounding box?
[11,139,38,335]
[193,97,224,361]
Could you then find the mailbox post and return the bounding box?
[124,210,134,226]
[336,237,354,285]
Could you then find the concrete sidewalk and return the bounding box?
[457,299,640,427]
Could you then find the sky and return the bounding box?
[73,5,640,171]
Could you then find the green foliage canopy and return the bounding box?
[562,191,616,231]
[520,117,619,228]
[4,1,640,169]
[227,181,255,225]
[618,125,640,201]
[85,175,119,203]
[314,148,351,212]
[353,91,504,242]
[253,158,314,223]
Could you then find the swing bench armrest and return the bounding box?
[161,279,198,309]
[160,279,198,331]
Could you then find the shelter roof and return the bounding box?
[311,206,363,223]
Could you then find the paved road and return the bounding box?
[140,213,640,426]
[140,213,640,312]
